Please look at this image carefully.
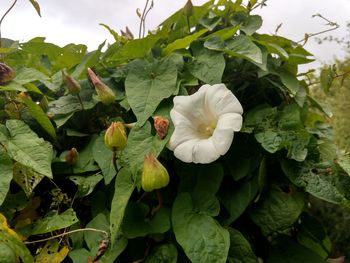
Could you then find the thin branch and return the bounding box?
[24,228,108,244]
[297,14,339,46]
[138,0,154,38]
[0,0,18,50]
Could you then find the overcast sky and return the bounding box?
[1,0,349,71]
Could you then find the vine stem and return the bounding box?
[0,0,18,61]
[76,93,85,110]
[24,228,108,244]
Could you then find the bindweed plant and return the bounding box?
[0,0,350,262]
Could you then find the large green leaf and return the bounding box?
[110,168,135,246]
[281,159,347,204]
[125,58,177,125]
[121,203,170,238]
[204,35,263,66]
[69,173,103,197]
[84,213,109,251]
[172,192,230,263]
[13,162,45,197]
[189,45,225,84]
[20,93,56,139]
[19,208,78,236]
[163,28,208,55]
[227,228,259,263]
[92,133,117,185]
[268,235,325,263]
[0,148,13,206]
[0,214,33,263]
[0,120,53,178]
[219,175,259,225]
[249,186,305,235]
[145,244,178,263]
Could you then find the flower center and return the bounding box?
[198,122,216,138]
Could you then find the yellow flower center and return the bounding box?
[198,122,216,138]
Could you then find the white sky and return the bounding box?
[1,0,349,71]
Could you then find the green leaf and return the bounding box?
[48,81,98,116]
[69,249,91,263]
[125,58,178,125]
[205,35,263,66]
[69,173,103,197]
[13,162,45,197]
[163,28,208,55]
[84,213,109,250]
[172,192,230,263]
[28,0,41,16]
[122,203,171,238]
[268,235,325,263]
[92,133,117,184]
[189,45,225,84]
[240,15,263,35]
[281,159,347,204]
[0,214,33,263]
[219,175,259,225]
[227,228,259,263]
[0,147,12,206]
[20,94,56,139]
[19,208,79,236]
[0,120,53,178]
[249,186,305,235]
[110,168,135,247]
[145,244,178,263]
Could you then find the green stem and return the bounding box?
[76,93,85,110]
[112,150,118,171]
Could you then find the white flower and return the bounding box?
[168,83,243,164]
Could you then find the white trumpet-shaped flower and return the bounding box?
[168,83,243,164]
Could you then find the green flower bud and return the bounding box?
[141,154,169,192]
[65,148,79,166]
[104,122,128,151]
[0,63,15,85]
[62,70,81,95]
[87,68,116,105]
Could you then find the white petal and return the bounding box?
[168,126,198,150]
[211,113,242,155]
[172,85,212,124]
[192,138,221,164]
[173,139,199,163]
[170,108,196,127]
[217,113,243,131]
[205,83,243,115]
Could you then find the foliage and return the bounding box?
[1,0,350,262]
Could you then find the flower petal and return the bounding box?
[168,126,199,150]
[192,138,221,164]
[205,83,243,116]
[173,139,199,163]
[211,113,242,155]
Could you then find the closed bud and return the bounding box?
[141,154,169,192]
[65,148,79,166]
[62,70,81,95]
[0,63,15,85]
[104,122,128,151]
[153,116,169,140]
[87,68,116,105]
[183,0,193,17]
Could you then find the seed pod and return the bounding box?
[65,148,79,166]
[0,63,15,85]
[87,68,116,105]
[141,154,169,192]
[153,116,170,140]
[104,122,128,151]
[62,70,81,95]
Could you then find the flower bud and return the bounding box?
[104,122,128,151]
[153,116,170,140]
[0,63,15,85]
[62,70,81,95]
[65,148,79,166]
[87,68,116,105]
[141,154,169,192]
